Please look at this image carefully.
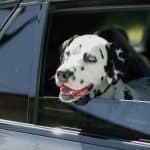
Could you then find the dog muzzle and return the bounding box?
[59,84,93,102]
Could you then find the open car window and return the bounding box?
[38,2,150,141]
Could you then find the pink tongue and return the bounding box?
[60,85,89,96]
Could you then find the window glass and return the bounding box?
[0,9,10,25]
[0,5,39,122]
[0,6,39,94]
[104,12,148,52]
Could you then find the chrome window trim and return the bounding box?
[53,4,150,14]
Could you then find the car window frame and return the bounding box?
[36,1,150,141]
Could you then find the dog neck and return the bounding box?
[93,78,125,100]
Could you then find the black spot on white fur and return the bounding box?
[80,79,84,84]
[93,89,97,93]
[81,66,84,71]
[93,89,102,97]
[59,35,79,63]
[99,48,104,59]
[83,53,88,63]
[73,68,76,72]
[66,51,70,56]
[105,43,127,84]
[72,76,76,80]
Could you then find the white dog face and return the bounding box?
[55,35,125,102]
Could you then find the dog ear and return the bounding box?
[105,42,127,85]
[59,35,79,63]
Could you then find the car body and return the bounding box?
[0,0,150,149]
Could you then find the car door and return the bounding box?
[0,0,48,123]
[36,0,150,147]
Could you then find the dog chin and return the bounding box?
[59,94,79,103]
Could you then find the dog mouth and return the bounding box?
[59,84,93,102]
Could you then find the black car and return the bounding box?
[0,0,150,149]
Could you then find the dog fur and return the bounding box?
[55,34,129,103]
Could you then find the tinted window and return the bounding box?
[0,4,39,122]
[0,9,10,25]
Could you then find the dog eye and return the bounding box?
[87,55,97,63]
[83,53,97,63]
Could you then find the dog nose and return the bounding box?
[57,70,74,82]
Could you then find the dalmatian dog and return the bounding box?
[55,34,150,104]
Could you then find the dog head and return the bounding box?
[55,35,126,103]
